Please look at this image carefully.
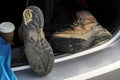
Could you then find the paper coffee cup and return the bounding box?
[0,22,15,44]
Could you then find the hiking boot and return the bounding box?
[51,11,112,53]
[19,6,54,76]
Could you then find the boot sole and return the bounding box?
[22,6,54,76]
[51,33,112,53]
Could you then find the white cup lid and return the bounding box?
[0,22,15,33]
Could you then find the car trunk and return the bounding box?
[0,0,119,69]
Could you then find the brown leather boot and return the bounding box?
[51,11,112,53]
[19,6,54,76]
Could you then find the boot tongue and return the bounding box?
[76,11,97,24]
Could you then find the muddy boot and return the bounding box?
[19,6,54,76]
[0,22,15,45]
[51,11,112,53]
